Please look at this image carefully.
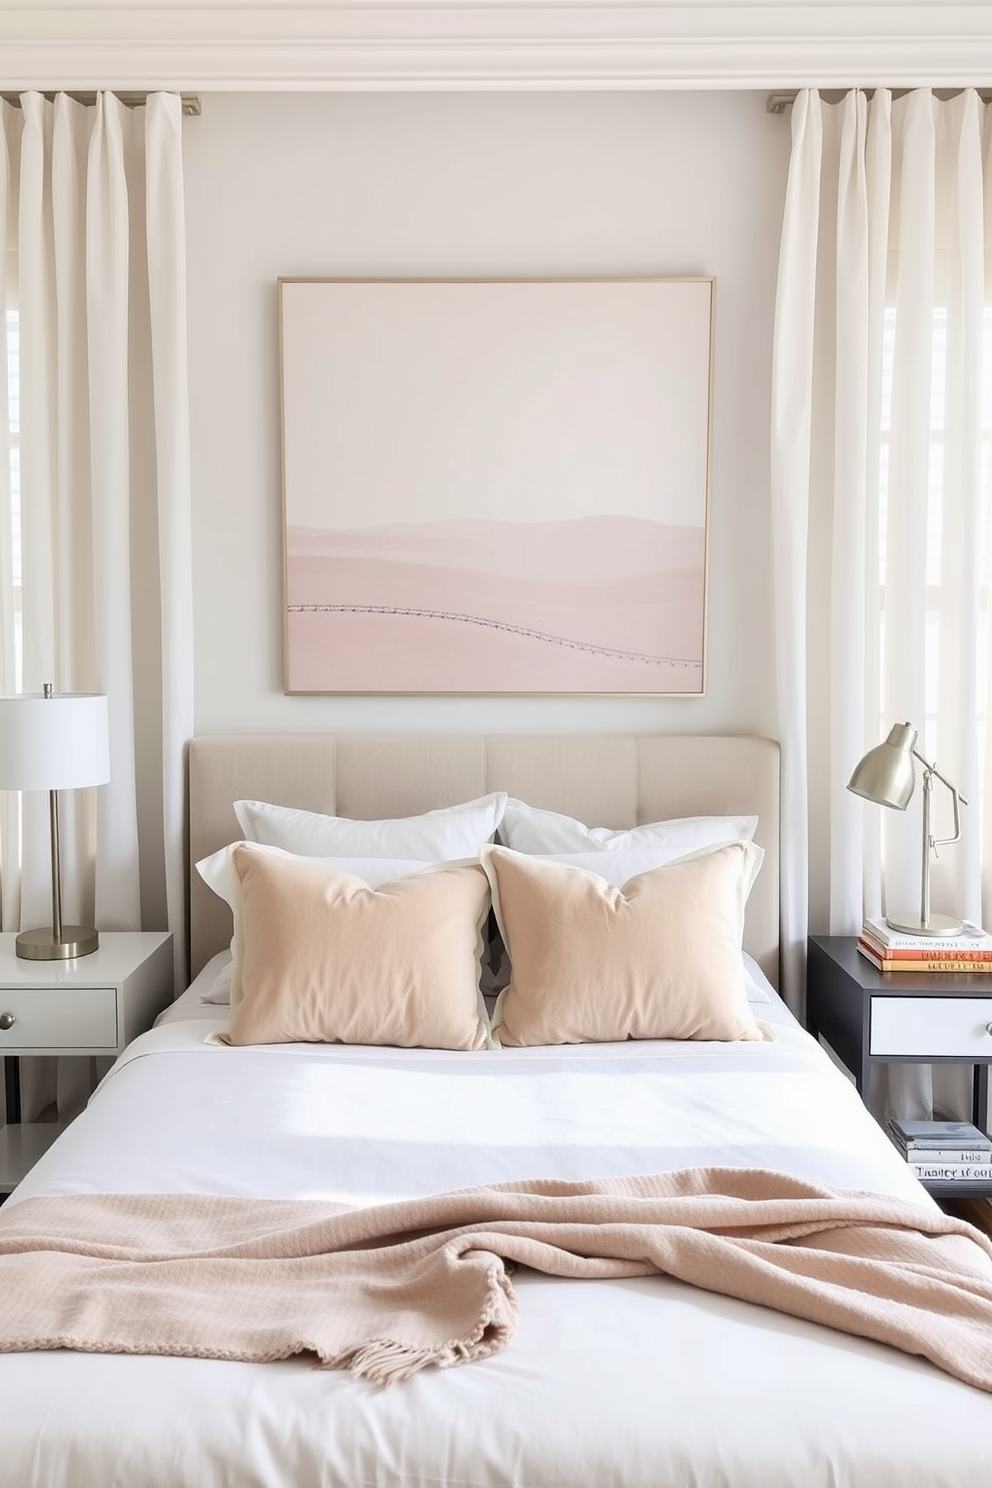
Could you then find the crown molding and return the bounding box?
[1,5,992,92]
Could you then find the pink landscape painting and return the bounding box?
[279,278,714,694]
[285,516,705,694]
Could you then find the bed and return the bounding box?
[0,732,991,1488]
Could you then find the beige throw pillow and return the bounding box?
[481,842,763,1046]
[222,845,492,1049]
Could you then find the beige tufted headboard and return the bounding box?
[188,734,781,988]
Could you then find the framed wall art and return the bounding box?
[279,277,713,695]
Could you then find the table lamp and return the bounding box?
[0,684,111,959]
[847,721,966,937]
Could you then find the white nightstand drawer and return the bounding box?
[0,985,117,1049]
[870,996,992,1057]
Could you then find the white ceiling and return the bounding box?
[1,2,991,92]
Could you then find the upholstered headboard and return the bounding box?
[188,734,781,987]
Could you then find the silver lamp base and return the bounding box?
[15,926,100,961]
[884,911,964,938]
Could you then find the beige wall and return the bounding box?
[184,89,789,737]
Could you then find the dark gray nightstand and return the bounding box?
[807,935,992,1198]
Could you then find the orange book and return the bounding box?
[858,940,992,973]
[860,937,992,963]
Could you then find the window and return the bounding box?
[878,305,992,772]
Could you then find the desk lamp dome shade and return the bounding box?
[848,722,966,937]
[847,722,918,810]
[0,685,111,959]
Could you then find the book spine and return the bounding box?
[861,942,992,962]
[896,1138,992,1151]
[857,946,992,972]
[878,961,992,973]
[910,1166,992,1182]
[900,1150,992,1164]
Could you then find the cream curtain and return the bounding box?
[0,91,193,1122]
[772,88,991,1121]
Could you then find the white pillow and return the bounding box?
[195,950,236,1005]
[200,956,235,1005]
[233,793,507,859]
[499,800,758,854]
[196,844,457,1007]
[742,955,772,1005]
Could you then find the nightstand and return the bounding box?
[807,935,992,1198]
[0,930,173,1193]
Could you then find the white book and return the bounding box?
[912,1165,992,1182]
[864,917,992,951]
[887,1118,992,1149]
[902,1149,992,1165]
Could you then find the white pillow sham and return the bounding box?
[199,953,237,1005]
[742,955,772,1005]
[499,800,758,855]
[196,845,460,1007]
[233,793,507,859]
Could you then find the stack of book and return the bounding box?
[888,1119,992,1182]
[857,917,992,972]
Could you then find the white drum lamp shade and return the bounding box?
[0,693,110,790]
[0,688,111,958]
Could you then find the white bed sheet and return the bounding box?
[1,961,991,1487]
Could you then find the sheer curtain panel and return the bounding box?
[0,92,192,1122]
[772,88,991,1121]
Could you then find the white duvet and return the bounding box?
[1,960,990,1488]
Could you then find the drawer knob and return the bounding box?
[987,1022,992,1037]
[0,1012,14,1031]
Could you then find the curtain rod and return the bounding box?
[0,92,200,116]
[768,88,992,115]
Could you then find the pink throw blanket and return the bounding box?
[1,1167,991,1390]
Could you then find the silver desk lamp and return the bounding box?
[848,721,966,937]
[0,684,111,959]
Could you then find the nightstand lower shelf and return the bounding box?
[0,1121,65,1195]
[920,1178,992,1198]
